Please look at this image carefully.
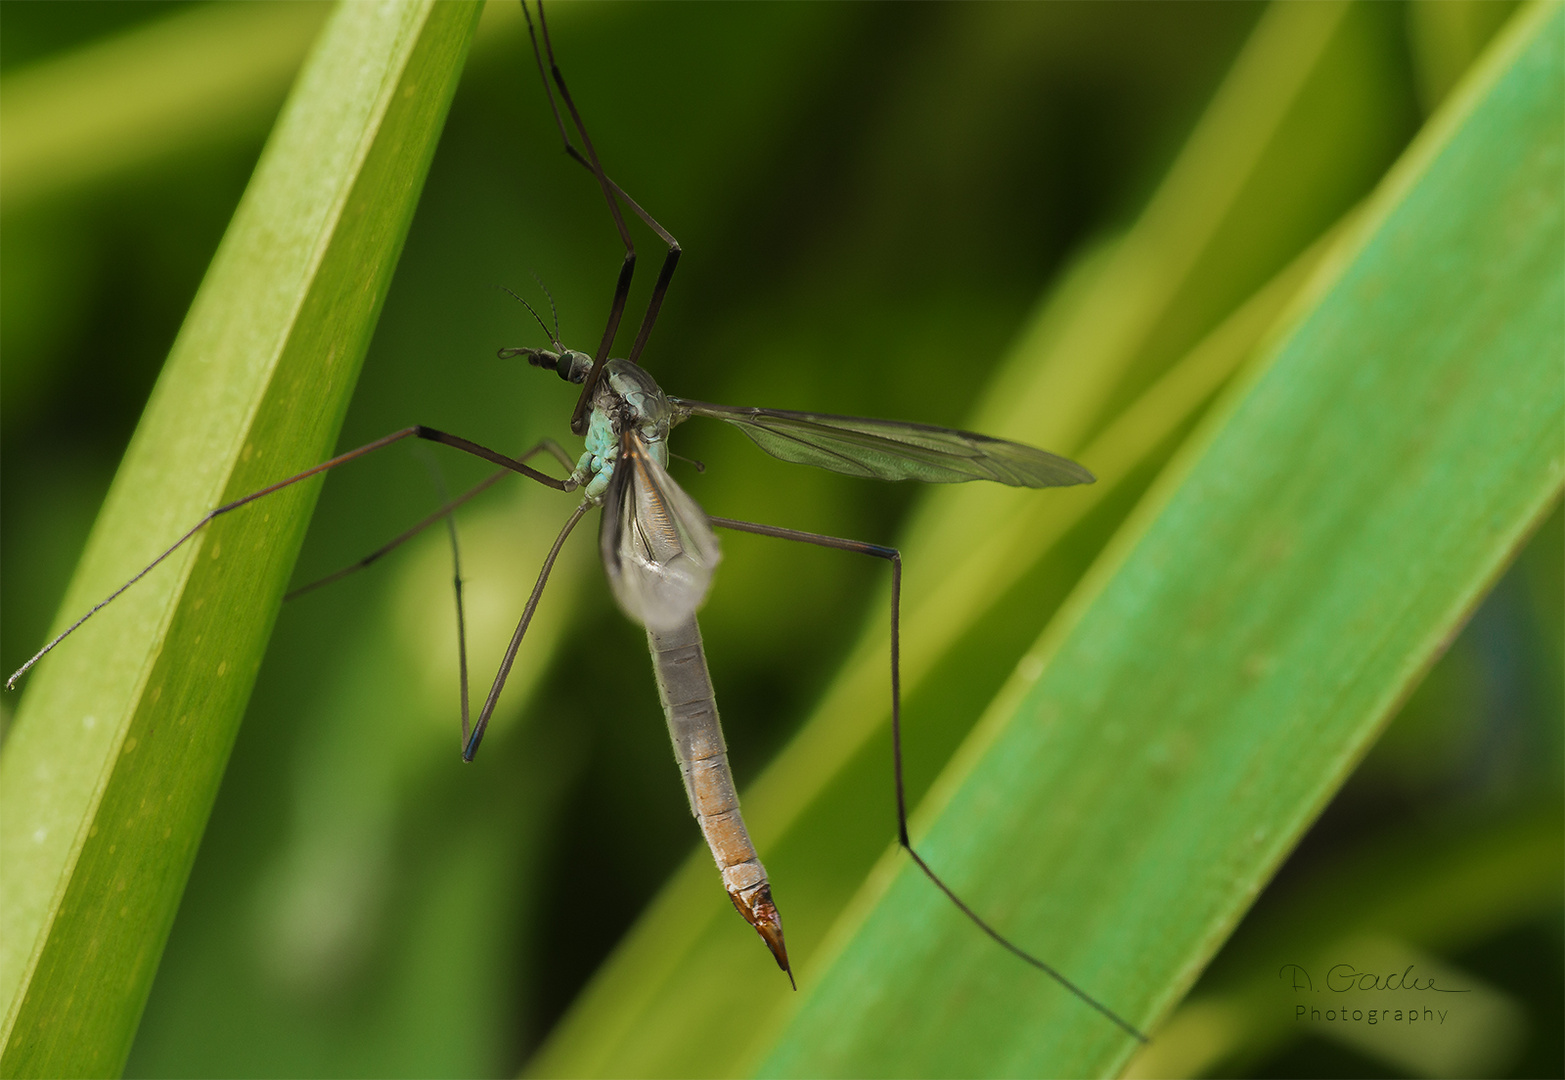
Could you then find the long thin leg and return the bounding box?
[521,2,682,424]
[287,470,505,602]
[545,153,681,368]
[708,515,1148,1043]
[462,498,591,761]
[6,426,577,690]
[526,71,682,351]
[443,495,474,752]
[285,439,576,600]
[417,462,477,751]
[522,0,631,434]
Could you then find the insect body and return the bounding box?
[507,322,1100,991]
[532,347,788,970]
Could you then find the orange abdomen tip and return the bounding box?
[730,883,794,990]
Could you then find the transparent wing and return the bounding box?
[669,398,1094,487]
[600,431,721,631]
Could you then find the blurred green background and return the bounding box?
[0,2,1557,1077]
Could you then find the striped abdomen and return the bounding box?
[647,616,790,979]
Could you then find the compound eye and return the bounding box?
[561,350,592,383]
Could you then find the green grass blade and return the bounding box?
[0,3,482,1075]
[1127,804,1563,1078]
[1406,0,1521,113]
[0,0,532,218]
[0,2,329,212]
[756,3,1563,1075]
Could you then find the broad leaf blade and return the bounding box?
[0,3,482,1075]
[758,4,1563,1074]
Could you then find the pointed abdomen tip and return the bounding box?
[730,883,792,985]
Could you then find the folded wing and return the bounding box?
[600,431,722,631]
[669,399,1094,487]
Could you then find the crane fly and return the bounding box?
[8,0,1145,1043]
